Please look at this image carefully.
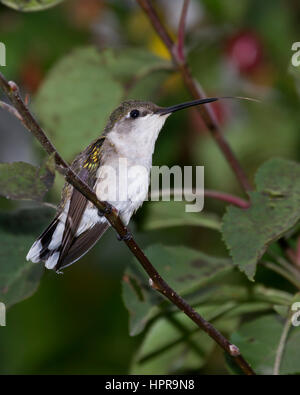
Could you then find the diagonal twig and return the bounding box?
[0,100,23,121]
[150,188,250,209]
[261,261,300,290]
[137,0,252,194]
[273,312,292,375]
[0,71,255,375]
[177,0,190,62]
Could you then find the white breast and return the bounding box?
[95,113,168,224]
[95,156,150,225]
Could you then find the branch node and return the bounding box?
[24,93,31,106]
[229,344,241,357]
[56,164,68,175]
[98,203,113,217]
[117,230,133,242]
[8,81,19,93]
[149,278,162,291]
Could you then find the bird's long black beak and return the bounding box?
[156,96,259,116]
[156,97,219,116]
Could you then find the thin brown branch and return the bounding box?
[0,100,23,121]
[0,71,255,375]
[138,0,174,55]
[177,0,190,62]
[137,0,253,194]
[204,189,250,209]
[151,188,250,209]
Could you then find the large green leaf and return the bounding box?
[130,297,276,373]
[0,207,54,308]
[0,157,55,201]
[222,158,300,280]
[35,47,123,161]
[122,244,234,336]
[230,315,300,375]
[100,48,172,84]
[131,301,274,374]
[131,304,234,374]
[0,0,63,11]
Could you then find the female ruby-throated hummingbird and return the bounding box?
[26,97,227,272]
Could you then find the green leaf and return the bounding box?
[132,327,214,374]
[0,207,54,308]
[144,201,221,231]
[100,48,172,84]
[126,69,170,101]
[222,158,300,280]
[122,244,233,335]
[35,47,123,161]
[0,157,55,201]
[0,0,63,11]
[230,315,300,375]
[273,305,290,318]
[130,304,232,374]
[130,297,274,373]
[122,270,160,337]
[281,329,300,374]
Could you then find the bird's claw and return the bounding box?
[117,230,133,241]
[98,204,113,217]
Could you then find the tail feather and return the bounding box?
[26,216,110,272]
[26,217,60,263]
[57,222,109,271]
[45,251,60,270]
[26,239,43,263]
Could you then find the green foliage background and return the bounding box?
[0,0,300,374]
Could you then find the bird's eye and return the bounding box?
[130,109,140,119]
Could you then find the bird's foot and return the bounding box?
[98,204,113,217]
[117,230,133,242]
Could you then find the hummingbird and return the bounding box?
[25,97,226,272]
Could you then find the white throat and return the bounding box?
[107,114,169,166]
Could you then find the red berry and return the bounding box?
[225,31,263,73]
